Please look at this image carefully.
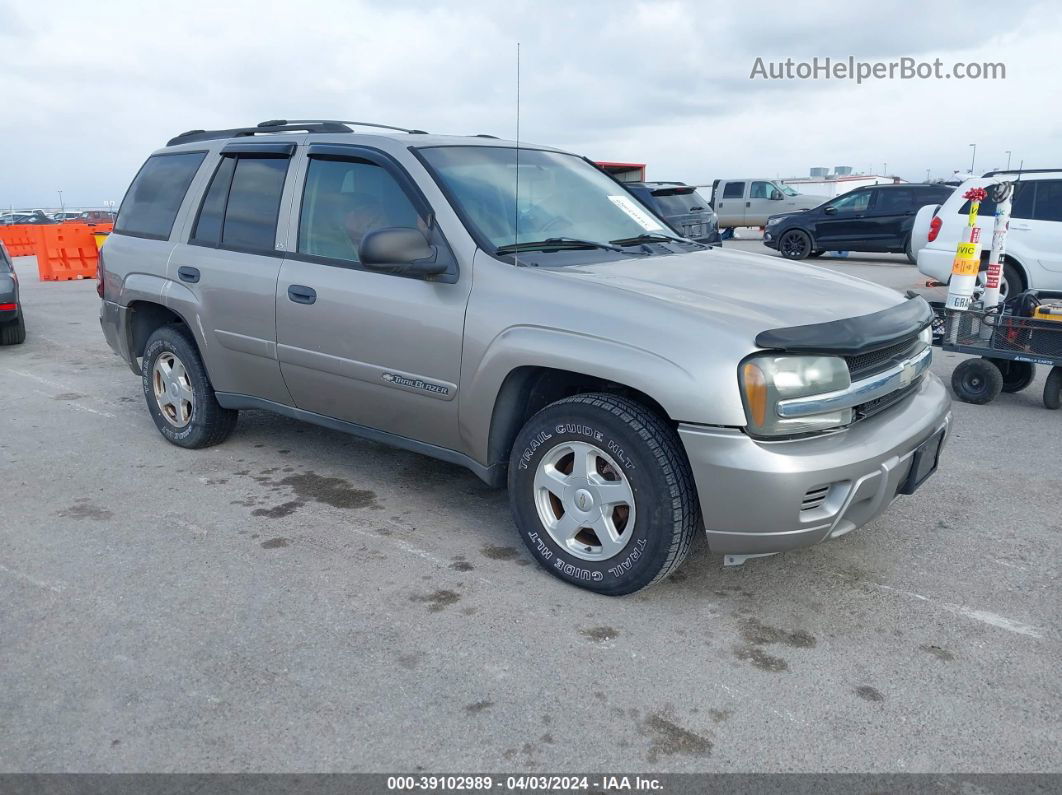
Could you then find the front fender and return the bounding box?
[459,325,728,465]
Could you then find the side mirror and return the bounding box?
[360,227,446,277]
[771,190,784,200]
[824,205,838,215]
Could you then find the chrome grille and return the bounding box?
[844,336,921,380]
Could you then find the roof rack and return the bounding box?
[166,118,428,147]
[982,168,1062,177]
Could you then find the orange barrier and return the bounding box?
[0,224,45,258]
[34,223,99,281]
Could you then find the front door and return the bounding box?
[745,181,779,226]
[275,145,470,452]
[814,189,875,248]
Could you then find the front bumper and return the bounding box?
[678,373,952,555]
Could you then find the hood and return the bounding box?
[766,210,809,223]
[544,246,906,343]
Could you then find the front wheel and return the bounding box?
[951,358,1003,405]
[778,229,812,260]
[508,393,698,595]
[142,324,238,448]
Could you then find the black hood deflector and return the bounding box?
[755,295,932,355]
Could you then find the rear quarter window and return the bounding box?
[115,151,206,240]
[956,181,1034,220]
[722,182,745,199]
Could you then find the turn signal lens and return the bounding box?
[742,362,768,427]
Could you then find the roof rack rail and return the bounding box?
[281,119,429,135]
[982,168,1062,177]
[166,118,428,147]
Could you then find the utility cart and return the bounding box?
[932,291,1062,408]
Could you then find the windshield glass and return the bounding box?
[778,183,799,196]
[419,146,671,251]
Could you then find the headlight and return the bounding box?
[918,325,932,347]
[739,354,852,437]
[765,217,781,227]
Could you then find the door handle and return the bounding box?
[287,285,317,305]
[177,266,200,284]
[745,201,751,207]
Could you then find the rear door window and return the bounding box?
[875,189,915,213]
[190,154,290,252]
[1031,180,1062,222]
[722,181,745,199]
[115,151,206,240]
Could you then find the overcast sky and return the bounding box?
[1,0,1059,208]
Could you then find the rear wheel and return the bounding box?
[0,313,25,345]
[951,358,1003,405]
[1045,367,1062,410]
[142,324,238,448]
[778,229,812,260]
[905,235,917,265]
[508,393,698,595]
[987,359,1035,393]
[975,260,1023,302]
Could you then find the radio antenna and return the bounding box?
[513,41,521,267]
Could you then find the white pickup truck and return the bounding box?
[710,178,827,229]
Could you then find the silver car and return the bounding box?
[99,120,951,595]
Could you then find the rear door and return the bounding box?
[274,144,469,451]
[714,181,745,226]
[861,187,915,249]
[1015,179,1062,274]
[166,142,297,406]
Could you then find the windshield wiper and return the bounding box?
[495,237,636,255]
[610,233,705,248]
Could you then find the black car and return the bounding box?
[625,182,722,245]
[763,183,954,262]
[0,242,25,345]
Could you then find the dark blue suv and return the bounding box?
[763,183,954,262]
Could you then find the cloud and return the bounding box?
[0,0,1057,206]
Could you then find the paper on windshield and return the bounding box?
[607,195,665,232]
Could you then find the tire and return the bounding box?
[905,235,917,265]
[951,358,1004,405]
[975,260,1024,302]
[0,313,26,345]
[142,324,237,448]
[807,250,825,258]
[507,393,698,596]
[1045,367,1062,410]
[778,229,812,260]
[987,359,1035,393]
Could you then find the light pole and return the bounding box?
[1005,150,1012,170]
[969,143,977,174]
[57,189,64,215]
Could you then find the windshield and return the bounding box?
[418,146,672,251]
[778,183,799,196]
